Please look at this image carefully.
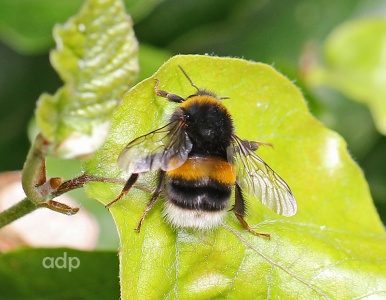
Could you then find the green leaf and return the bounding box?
[35,0,139,158]
[0,248,119,299]
[83,55,386,299]
[306,18,386,135]
[0,0,163,54]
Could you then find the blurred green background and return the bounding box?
[1,0,385,247]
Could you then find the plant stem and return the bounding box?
[0,198,37,228]
[21,133,47,204]
[0,134,149,227]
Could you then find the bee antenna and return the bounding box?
[178,65,200,92]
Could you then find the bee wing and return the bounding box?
[227,135,297,216]
[118,119,192,173]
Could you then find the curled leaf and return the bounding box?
[36,0,139,158]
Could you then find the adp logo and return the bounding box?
[42,252,80,272]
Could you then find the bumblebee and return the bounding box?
[107,66,297,238]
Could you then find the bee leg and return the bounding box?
[234,184,270,239]
[243,140,273,151]
[135,171,166,232]
[154,79,185,103]
[105,173,139,208]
